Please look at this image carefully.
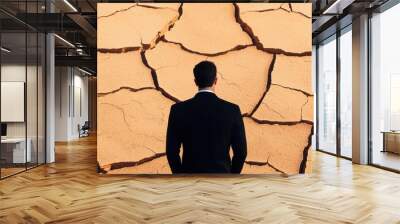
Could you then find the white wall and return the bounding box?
[55,66,70,141]
[72,73,89,138]
[1,64,36,138]
[55,67,89,141]
[1,65,26,138]
[1,63,46,164]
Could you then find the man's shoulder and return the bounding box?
[171,96,240,112]
[217,98,240,111]
[171,98,193,110]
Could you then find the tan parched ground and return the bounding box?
[97,3,312,174]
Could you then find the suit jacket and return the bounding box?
[166,92,247,174]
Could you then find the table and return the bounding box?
[382,131,400,154]
[1,138,31,163]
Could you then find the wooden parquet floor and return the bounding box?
[1,135,400,224]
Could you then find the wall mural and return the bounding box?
[97,3,313,174]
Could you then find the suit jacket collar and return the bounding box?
[195,91,217,99]
[198,89,214,94]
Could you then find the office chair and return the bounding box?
[79,121,90,138]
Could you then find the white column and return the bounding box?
[46,32,55,163]
[352,14,369,164]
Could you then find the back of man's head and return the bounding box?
[193,61,217,89]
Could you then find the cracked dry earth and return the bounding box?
[97,3,313,174]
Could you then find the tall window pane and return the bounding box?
[312,45,317,150]
[1,31,28,177]
[371,4,400,171]
[340,28,352,158]
[318,36,337,154]
[27,30,38,169]
[0,0,46,179]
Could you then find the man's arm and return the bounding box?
[231,105,247,174]
[166,105,183,173]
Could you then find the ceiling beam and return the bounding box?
[67,13,97,45]
[55,55,96,71]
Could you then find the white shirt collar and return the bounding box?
[198,89,214,94]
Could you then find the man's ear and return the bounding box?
[214,77,218,85]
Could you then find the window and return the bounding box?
[0,1,47,179]
[316,25,353,159]
[339,27,352,158]
[390,74,400,130]
[317,36,337,154]
[370,3,400,171]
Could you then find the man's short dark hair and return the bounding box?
[193,61,217,88]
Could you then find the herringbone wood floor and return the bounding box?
[1,135,400,224]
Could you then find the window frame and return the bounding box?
[315,24,353,160]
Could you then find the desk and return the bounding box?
[1,138,31,163]
[382,131,400,154]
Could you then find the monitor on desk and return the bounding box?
[1,123,7,138]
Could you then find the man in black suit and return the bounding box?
[166,61,247,174]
